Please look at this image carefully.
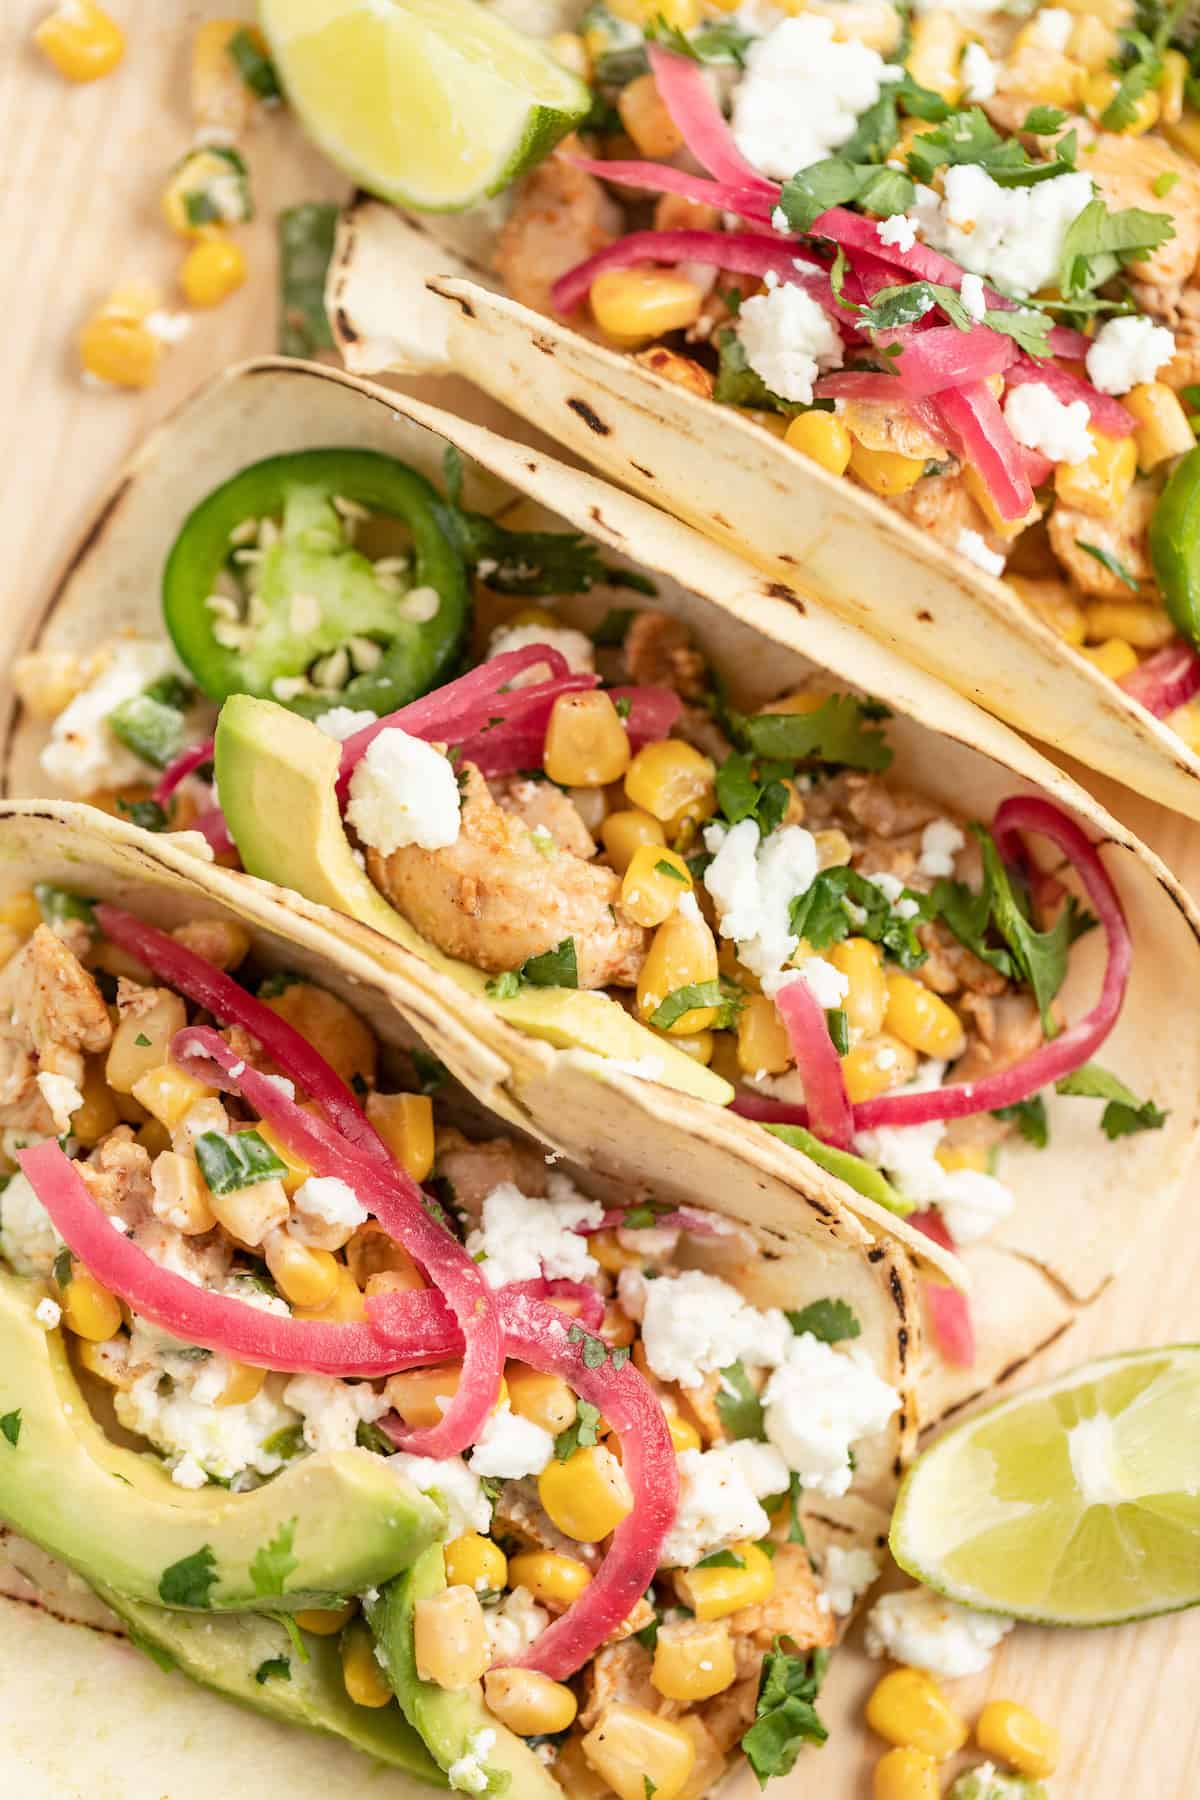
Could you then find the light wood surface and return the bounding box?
[3,3,1199,1795]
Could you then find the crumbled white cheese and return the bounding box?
[315,706,377,742]
[762,1334,899,1497]
[936,1169,1016,1246]
[736,282,844,405]
[1027,6,1072,49]
[468,1402,555,1480]
[704,818,820,981]
[346,728,461,855]
[960,41,997,102]
[1004,381,1093,467]
[283,1373,388,1454]
[917,819,965,880]
[289,1175,369,1250]
[1086,314,1176,396]
[732,15,897,180]
[640,1268,792,1390]
[866,1586,1014,1676]
[448,1728,499,1796]
[959,272,987,323]
[483,1587,548,1665]
[41,641,179,796]
[855,1062,1015,1243]
[821,1545,882,1616]
[0,1167,63,1277]
[956,528,1006,579]
[913,166,1094,297]
[717,1437,792,1500]
[659,1445,780,1568]
[116,1360,300,1485]
[34,1296,62,1330]
[465,1173,603,1289]
[769,955,849,1013]
[34,1072,83,1135]
[878,213,917,253]
[486,622,595,682]
[388,1451,492,1538]
[171,1453,209,1491]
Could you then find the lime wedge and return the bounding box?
[890,1345,1200,1626]
[259,0,590,212]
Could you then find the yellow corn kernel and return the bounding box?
[636,909,720,1036]
[600,808,666,875]
[625,741,715,825]
[1005,45,1084,108]
[963,463,1039,541]
[0,891,44,935]
[544,691,632,788]
[589,1229,643,1276]
[130,1064,214,1131]
[180,235,247,308]
[907,9,966,104]
[162,146,251,238]
[549,30,591,80]
[976,1700,1059,1778]
[735,993,792,1076]
[675,1541,775,1620]
[209,1176,290,1249]
[413,1586,490,1689]
[74,1335,131,1388]
[1068,15,1119,71]
[621,844,692,928]
[656,1024,716,1067]
[1167,694,1200,752]
[830,937,888,1038]
[538,1445,634,1543]
[873,1745,939,1800]
[151,1151,217,1235]
[508,1550,593,1609]
[507,1363,577,1435]
[345,1221,424,1292]
[866,1667,968,1759]
[340,1619,393,1708]
[935,1142,988,1175]
[1124,380,1195,469]
[849,441,927,497]
[1080,637,1140,680]
[651,1619,736,1701]
[106,991,188,1093]
[215,1361,266,1408]
[583,1703,697,1800]
[386,1364,466,1429]
[1007,576,1087,647]
[785,410,853,476]
[254,1122,313,1197]
[667,1410,702,1453]
[171,919,252,971]
[264,983,377,1090]
[483,1666,578,1736]
[365,1091,435,1183]
[135,1118,172,1158]
[1054,428,1138,517]
[618,72,685,160]
[1085,601,1173,650]
[1159,47,1189,123]
[590,269,704,349]
[292,1259,366,1322]
[59,1269,122,1343]
[1052,0,1132,22]
[884,973,966,1060]
[841,1034,919,1104]
[262,1228,341,1308]
[70,1058,120,1147]
[78,313,161,390]
[34,1,124,81]
[295,1600,357,1635]
[191,19,264,133]
[444,1532,508,1594]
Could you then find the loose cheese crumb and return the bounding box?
[346,727,462,855]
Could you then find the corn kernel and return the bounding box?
[735,993,792,1076]
[591,269,704,349]
[866,1667,968,1759]
[544,691,632,788]
[214,1360,266,1407]
[600,808,666,874]
[830,937,888,1038]
[78,314,161,390]
[1068,15,1119,71]
[162,146,252,238]
[667,1410,702,1453]
[365,1091,434,1183]
[295,1600,357,1635]
[508,1550,593,1609]
[130,1064,214,1131]
[346,1221,424,1291]
[1080,637,1140,680]
[1051,0,1132,22]
[507,1363,577,1434]
[1054,428,1138,517]
[253,1122,313,1197]
[1082,70,1160,132]
[0,891,45,935]
[907,9,966,104]
[263,1228,341,1308]
[621,844,692,928]
[445,1532,508,1594]
[386,1363,466,1430]
[106,991,187,1093]
[180,235,247,308]
[11,651,105,722]
[484,1667,579,1736]
[1124,380,1195,469]
[618,73,685,160]
[34,1,124,81]
[340,1619,393,1707]
[976,1700,1059,1778]
[263,984,376,1089]
[636,908,720,1035]
[625,741,715,825]
[785,410,853,476]
[69,1058,120,1147]
[583,1703,697,1800]
[538,1445,633,1543]
[135,1118,172,1157]
[935,1141,989,1175]
[1005,45,1084,108]
[292,1260,367,1323]
[74,1335,132,1388]
[885,973,966,1060]
[675,1541,775,1619]
[1085,601,1173,650]
[652,1619,736,1701]
[150,1149,217,1236]
[59,1268,122,1342]
[1007,576,1087,647]
[873,1745,939,1800]
[963,464,1039,541]
[413,1586,490,1689]
[842,1033,918,1103]
[849,441,927,497]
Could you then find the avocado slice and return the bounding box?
[97,1586,444,1787]
[367,1547,562,1798]
[0,1272,444,1612]
[214,697,732,1109]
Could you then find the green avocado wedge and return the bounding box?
[214,696,733,1108]
[0,1272,444,1612]
[367,1547,562,1798]
[762,1124,911,1216]
[1150,444,1200,647]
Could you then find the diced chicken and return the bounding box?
[170,918,250,971]
[677,1369,730,1447]
[491,776,597,861]
[674,704,733,766]
[840,400,948,462]
[605,1595,656,1648]
[1047,485,1157,600]
[0,926,111,1082]
[633,345,715,401]
[843,774,942,842]
[889,470,1009,561]
[954,991,1045,1084]
[1088,134,1200,317]
[494,139,621,320]
[433,1127,551,1224]
[699,1675,761,1755]
[727,1545,837,1653]
[79,1126,155,1230]
[914,921,1008,999]
[1164,285,1200,386]
[622,611,708,700]
[368,763,648,988]
[579,1640,666,1731]
[115,979,172,1024]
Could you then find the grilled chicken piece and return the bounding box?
[915,920,1009,999]
[433,1128,550,1223]
[954,991,1045,1084]
[494,139,620,320]
[727,1544,837,1653]
[1047,485,1157,600]
[622,611,709,699]
[1088,133,1200,317]
[491,776,596,861]
[889,470,1010,562]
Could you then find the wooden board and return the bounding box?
[2,2,1199,1793]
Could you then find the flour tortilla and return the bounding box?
[327,192,1200,824]
[5,357,1199,1426]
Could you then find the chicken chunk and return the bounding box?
[840,399,948,462]
[1047,484,1157,600]
[491,776,596,861]
[727,1545,836,1654]
[1088,134,1200,317]
[889,470,1009,562]
[433,1127,550,1224]
[368,763,648,988]
[954,991,1045,1084]
[622,610,708,700]
[79,1126,155,1231]
[915,920,1008,999]
[842,773,942,842]
[0,926,111,1080]
[494,139,621,320]
[700,1675,761,1755]
[579,1640,665,1731]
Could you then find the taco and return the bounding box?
[315,1,1200,820]
[0,800,912,1797]
[5,355,1200,1426]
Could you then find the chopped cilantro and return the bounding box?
[254,1656,291,1685]
[277,1612,310,1664]
[567,1322,628,1371]
[764,1471,807,1545]
[485,970,522,1000]
[650,979,741,1031]
[228,26,282,100]
[857,280,1053,360]
[1154,169,1180,198]
[1076,540,1141,592]
[715,750,791,836]
[644,1779,658,1800]
[694,1547,747,1570]
[729,694,892,772]
[905,106,1077,187]
[116,796,170,832]
[779,158,914,234]
[195,1129,287,1197]
[992,1094,1050,1148]
[785,1299,861,1344]
[134,1032,152,1048]
[1023,105,1069,134]
[554,1398,602,1462]
[250,1518,299,1598]
[521,937,579,989]
[645,15,753,66]
[786,865,927,970]
[441,508,655,597]
[0,1410,20,1449]
[741,1640,830,1784]
[257,969,302,999]
[1102,29,1163,132]
[52,1247,75,1290]
[614,695,633,720]
[654,857,688,882]
[1059,198,1175,300]
[714,1360,765,1441]
[713,328,807,416]
[1056,1062,1167,1139]
[592,606,636,647]
[825,1007,850,1055]
[158,1545,218,1608]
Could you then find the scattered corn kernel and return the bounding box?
[582,1703,697,1800]
[161,145,252,238]
[976,1700,1059,1778]
[340,1619,393,1708]
[884,973,966,1060]
[484,1667,578,1736]
[215,1360,266,1407]
[191,19,267,133]
[444,1532,508,1595]
[507,1363,577,1434]
[590,269,704,349]
[1080,637,1140,680]
[78,313,161,390]
[1068,14,1119,71]
[292,1260,367,1323]
[346,1220,424,1291]
[180,234,247,308]
[538,1445,634,1542]
[907,9,967,105]
[601,807,667,874]
[785,410,854,476]
[849,441,927,497]
[262,1228,341,1308]
[873,1745,939,1800]
[736,992,792,1076]
[636,907,720,1035]
[652,1619,736,1701]
[935,1141,989,1175]
[412,1585,490,1689]
[1054,428,1138,517]
[1085,601,1173,650]
[59,1269,122,1342]
[830,937,887,1038]
[666,1409,702,1453]
[70,1058,120,1147]
[1161,47,1189,123]
[621,843,692,928]
[866,1667,968,1759]
[295,1600,356,1635]
[544,690,632,788]
[625,741,715,825]
[1124,380,1195,469]
[106,991,187,1093]
[386,1363,467,1430]
[365,1091,434,1183]
[508,1549,593,1608]
[675,1541,775,1620]
[841,1033,918,1103]
[34,1,124,81]
[618,72,684,159]
[263,984,376,1089]
[130,1064,214,1131]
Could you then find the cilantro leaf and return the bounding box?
[228,26,282,100]
[567,1322,628,1371]
[645,14,753,65]
[554,1398,602,1462]
[992,1094,1050,1148]
[780,159,914,234]
[654,857,689,882]
[785,1299,861,1343]
[1060,198,1175,299]
[741,1640,830,1785]
[278,203,337,358]
[53,1246,75,1289]
[694,1547,747,1569]
[1076,540,1141,592]
[857,279,1052,359]
[905,107,1076,187]
[1023,105,1069,134]
[0,1410,20,1448]
[715,750,791,836]
[650,979,741,1031]
[786,866,928,970]
[764,1471,807,1545]
[715,1360,765,1441]
[713,328,806,416]
[442,509,655,597]
[592,606,636,647]
[250,1518,299,1597]
[730,695,893,772]
[1102,30,1163,132]
[826,1006,850,1055]
[158,1546,218,1608]
[255,1656,291,1684]
[520,937,578,989]
[1055,1062,1167,1139]
[195,1129,287,1197]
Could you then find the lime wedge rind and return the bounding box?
[890,1344,1200,1628]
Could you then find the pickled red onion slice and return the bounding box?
[910,1209,975,1366]
[1119,639,1200,718]
[774,976,854,1150]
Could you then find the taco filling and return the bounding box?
[0,892,902,1797]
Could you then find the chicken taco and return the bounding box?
[0,799,914,1798]
[312,0,1200,819]
[6,355,1200,1426]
